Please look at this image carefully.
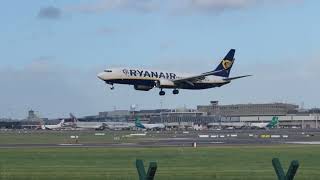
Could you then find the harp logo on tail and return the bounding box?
[222,60,233,70]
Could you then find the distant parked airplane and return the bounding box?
[41,119,64,130]
[250,116,279,129]
[98,49,251,95]
[70,113,106,130]
[135,117,165,130]
[105,122,134,130]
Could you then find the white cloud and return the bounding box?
[66,0,159,13]
[183,0,256,12]
[38,6,62,20]
[64,0,303,14]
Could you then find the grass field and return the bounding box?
[0,145,320,180]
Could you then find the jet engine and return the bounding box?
[134,85,153,91]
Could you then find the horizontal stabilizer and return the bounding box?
[223,75,252,81]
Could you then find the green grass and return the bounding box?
[0,145,320,180]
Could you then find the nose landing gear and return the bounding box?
[107,82,114,90]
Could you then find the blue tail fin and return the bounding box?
[213,49,235,77]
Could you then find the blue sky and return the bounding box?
[0,0,319,119]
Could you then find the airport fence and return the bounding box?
[272,158,299,180]
[136,159,157,180]
[135,158,300,180]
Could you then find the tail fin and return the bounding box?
[213,49,235,77]
[267,116,279,128]
[59,119,65,126]
[135,117,144,128]
[69,113,78,123]
[272,117,279,125]
[135,117,141,125]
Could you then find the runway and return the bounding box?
[0,138,318,148]
[0,129,319,148]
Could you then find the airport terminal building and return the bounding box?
[197,101,299,116]
[1,101,320,129]
[147,101,320,129]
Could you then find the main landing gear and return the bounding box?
[159,89,179,96]
[159,89,165,96]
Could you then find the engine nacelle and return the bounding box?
[156,79,176,88]
[134,85,153,91]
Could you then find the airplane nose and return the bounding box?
[97,72,105,80]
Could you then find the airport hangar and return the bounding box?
[1,102,319,129]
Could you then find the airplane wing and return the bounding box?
[173,72,251,86]
[223,75,252,81]
[172,70,223,86]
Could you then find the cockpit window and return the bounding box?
[104,70,112,73]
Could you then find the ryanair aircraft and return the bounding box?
[97,49,251,96]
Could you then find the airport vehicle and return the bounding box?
[135,117,165,130]
[97,49,251,95]
[41,119,65,130]
[250,116,279,129]
[70,114,106,130]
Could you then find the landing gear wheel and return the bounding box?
[159,90,165,96]
[173,89,179,95]
[107,82,115,90]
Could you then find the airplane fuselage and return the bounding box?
[75,122,106,130]
[136,122,165,130]
[98,68,230,90]
[41,120,64,130]
[42,125,62,130]
[142,123,165,129]
[250,123,269,129]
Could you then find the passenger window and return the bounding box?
[104,70,112,73]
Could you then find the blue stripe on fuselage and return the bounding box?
[105,79,229,90]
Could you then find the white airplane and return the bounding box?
[135,117,165,130]
[97,49,251,95]
[105,122,134,130]
[70,113,106,130]
[41,119,65,130]
[250,117,279,129]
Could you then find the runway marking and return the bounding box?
[58,144,84,146]
[209,142,224,144]
[286,141,320,145]
[154,138,193,140]
[118,143,136,145]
